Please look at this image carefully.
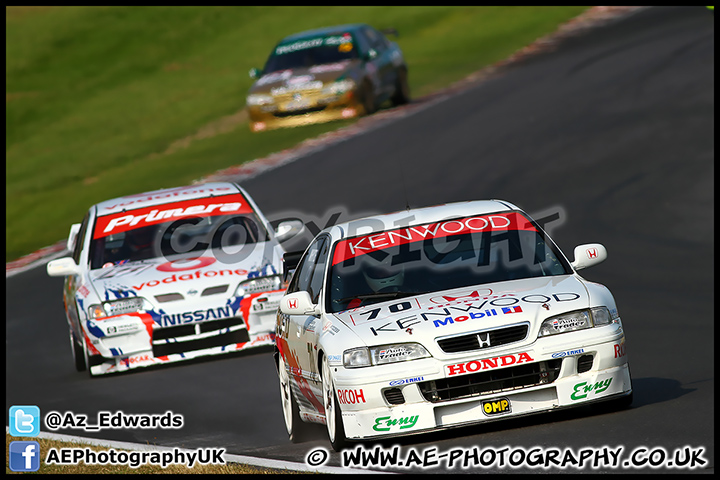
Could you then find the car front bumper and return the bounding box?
[332,326,630,440]
[247,92,364,132]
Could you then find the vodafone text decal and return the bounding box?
[133,268,249,291]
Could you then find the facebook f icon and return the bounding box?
[9,405,40,437]
[9,441,41,472]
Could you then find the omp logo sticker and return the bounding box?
[482,398,511,415]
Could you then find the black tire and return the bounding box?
[278,353,312,443]
[361,80,376,116]
[69,328,87,372]
[322,355,349,451]
[390,68,410,106]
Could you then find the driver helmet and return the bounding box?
[126,227,154,252]
[362,262,404,293]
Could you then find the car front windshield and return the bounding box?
[326,212,571,313]
[89,213,269,270]
[263,34,358,73]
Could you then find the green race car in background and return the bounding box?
[246,23,410,132]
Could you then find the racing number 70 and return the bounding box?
[359,301,413,320]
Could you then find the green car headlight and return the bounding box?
[246,94,274,106]
[322,79,356,96]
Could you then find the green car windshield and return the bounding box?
[263,34,358,73]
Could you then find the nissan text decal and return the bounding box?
[93,194,252,238]
[332,212,537,265]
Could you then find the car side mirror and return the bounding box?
[570,243,607,271]
[275,219,304,243]
[47,257,81,277]
[67,223,82,252]
[280,291,321,316]
[249,67,261,79]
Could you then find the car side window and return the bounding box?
[72,212,90,265]
[364,27,388,53]
[354,29,372,58]
[288,236,326,295]
[307,237,329,304]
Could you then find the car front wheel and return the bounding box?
[69,327,87,372]
[390,68,410,106]
[278,353,311,443]
[322,354,348,451]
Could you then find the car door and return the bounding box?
[283,235,330,411]
[361,26,396,101]
[64,210,91,340]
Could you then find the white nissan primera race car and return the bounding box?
[275,200,632,451]
[47,182,301,376]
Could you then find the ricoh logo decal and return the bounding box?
[337,389,366,405]
[446,352,533,376]
[614,341,626,358]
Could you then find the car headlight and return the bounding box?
[88,297,145,319]
[322,79,356,96]
[538,307,618,337]
[235,275,282,297]
[343,343,431,368]
[343,347,371,368]
[246,94,274,106]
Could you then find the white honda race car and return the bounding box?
[275,200,632,451]
[47,182,301,376]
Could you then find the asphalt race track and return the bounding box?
[6,6,714,473]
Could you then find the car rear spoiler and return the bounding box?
[381,28,399,37]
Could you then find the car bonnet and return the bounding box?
[331,275,591,347]
[87,245,281,306]
[248,60,358,96]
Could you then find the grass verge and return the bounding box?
[6,6,590,262]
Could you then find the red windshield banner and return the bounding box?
[331,212,538,266]
[93,193,253,239]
